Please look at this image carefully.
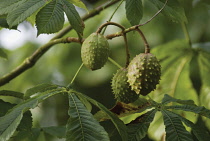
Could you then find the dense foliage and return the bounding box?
[0,0,210,141]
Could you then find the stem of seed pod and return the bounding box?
[138,0,168,27]
[122,33,130,67]
[108,57,122,69]
[69,63,84,86]
[101,0,124,34]
[96,21,125,34]
[135,27,150,53]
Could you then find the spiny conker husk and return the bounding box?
[127,53,161,96]
[81,33,109,70]
[111,68,139,104]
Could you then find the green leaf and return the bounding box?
[75,91,128,141]
[176,114,210,141]
[148,0,187,23]
[165,105,210,118]
[199,50,210,86]
[36,0,64,35]
[24,83,59,99]
[0,90,24,99]
[162,55,192,98]
[66,93,109,141]
[151,40,198,105]
[60,0,84,36]
[0,100,15,117]
[147,111,165,140]
[0,17,8,28]
[161,110,193,141]
[0,16,17,29]
[42,126,66,138]
[0,113,23,141]
[0,0,27,15]
[199,50,210,129]
[189,49,202,95]
[0,87,65,141]
[162,94,195,105]
[68,0,88,11]
[100,120,121,141]
[0,47,8,60]
[127,109,157,141]
[14,128,41,141]
[151,40,190,74]
[17,111,33,131]
[7,0,46,28]
[78,95,92,112]
[125,0,143,26]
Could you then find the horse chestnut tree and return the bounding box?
[0,0,210,141]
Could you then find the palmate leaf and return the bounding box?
[199,49,210,86]
[0,87,66,141]
[60,0,84,36]
[0,0,26,15]
[0,114,23,141]
[152,40,190,74]
[148,0,187,23]
[0,100,15,117]
[7,0,46,28]
[189,49,202,95]
[14,128,41,141]
[0,17,17,29]
[0,90,24,99]
[125,0,143,26]
[75,91,128,141]
[198,49,210,129]
[0,100,33,132]
[42,126,66,138]
[78,94,92,112]
[127,109,157,141]
[174,113,210,141]
[147,111,165,140]
[165,104,210,118]
[151,40,198,105]
[162,94,195,105]
[68,0,88,11]
[24,83,59,99]
[161,110,193,141]
[100,120,121,141]
[66,93,109,141]
[36,0,64,35]
[17,111,32,131]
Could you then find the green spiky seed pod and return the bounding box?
[127,53,161,96]
[81,33,109,70]
[111,68,139,104]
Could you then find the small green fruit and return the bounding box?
[111,68,139,104]
[127,53,161,96]
[81,33,109,70]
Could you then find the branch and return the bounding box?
[96,21,125,33]
[0,0,120,87]
[0,0,167,86]
[122,33,130,67]
[135,28,150,53]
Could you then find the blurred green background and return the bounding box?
[0,0,210,140]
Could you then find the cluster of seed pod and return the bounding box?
[111,53,161,103]
[81,32,161,104]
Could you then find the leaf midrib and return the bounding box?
[162,110,182,141]
[69,94,85,141]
